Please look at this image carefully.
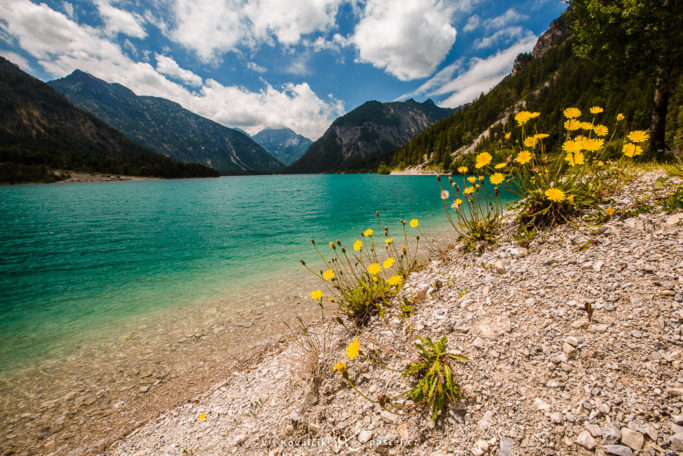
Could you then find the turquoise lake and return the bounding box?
[0,174,513,372]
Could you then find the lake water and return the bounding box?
[0,174,517,373]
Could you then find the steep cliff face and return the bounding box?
[49,71,283,174]
[283,99,454,173]
[532,17,570,59]
[252,128,312,166]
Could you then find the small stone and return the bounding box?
[603,423,621,445]
[620,428,644,451]
[358,430,373,444]
[139,386,149,393]
[534,398,551,411]
[666,213,683,225]
[288,411,300,422]
[602,445,633,456]
[510,247,528,259]
[471,449,484,456]
[585,424,602,438]
[576,430,597,450]
[593,260,604,272]
[565,336,580,347]
[499,437,514,456]
[380,410,398,423]
[563,343,576,355]
[494,260,506,274]
[673,415,683,425]
[571,234,588,245]
[550,412,563,424]
[670,432,683,451]
[549,353,568,364]
[474,439,490,451]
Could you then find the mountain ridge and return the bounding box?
[252,128,312,166]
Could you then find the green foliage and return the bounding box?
[377,161,391,174]
[661,186,683,214]
[404,336,468,422]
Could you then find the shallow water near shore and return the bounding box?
[0,174,514,454]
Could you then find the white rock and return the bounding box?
[620,427,644,451]
[576,430,597,450]
[666,213,683,225]
[534,398,551,411]
[358,430,373,443]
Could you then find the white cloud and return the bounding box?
[284,55,311,75]
[396,58,463,101]
[483,8,527,30]
[167,0,343,63]
[155,54,202,86]
[350,0,457,81]
[463,15,479,32]
[0,0,341,139]
[474,26,532,49]
[95,0,147,38]
[62,1,74,19]
[246,61,267,73]
[414,35,537,108]
[1,50,31,71]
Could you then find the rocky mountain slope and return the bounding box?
[283,99,454,173]
[0,57,217,183]
[48,71,283,174]
[104,170,683,456]
[252,128,312,166]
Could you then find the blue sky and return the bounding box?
[0,0,566,140]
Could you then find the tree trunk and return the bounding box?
[649,64,671,159]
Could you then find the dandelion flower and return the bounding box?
[597,161,605,167]
[385,238,392,244]
[584,138,604,152]
[564,107,581,118]
[529,112,540,119]
[383,257,395,269]
[627,130,649,143]
[353,240,362,251]
[475,152,492,169]
[616,113,625,121]
[565,151,585,167]
[346,338,360,360]
[440,190,449,200]
[467,176,476,184]
[463,186,475,195]
[494,162,507,169]
[409,219,419,228]
[387,275,403,286]
[593,125,608,137]
[367,263,381,275]
[490,173,505,185]
[567,195,575,203]
[514,111,533,126]
[515,150,532,165]
[590,106,604,114]
[452,198,462,207]
[564,119,581,131]
[524,137,538,147]
[199,413,206,422]
[329,241,334,248]
[622,143,643,157]
[545,188,566,203]
[534,133,549,139]
[323,269,335,281]
[562,139,583,154]
[333,361,346,373]
[504,132,511,140]
[457,166,468,173]
[311,290,324,300]
[580,121,593,130]
[606,207,615,216]
[363,228,373,237]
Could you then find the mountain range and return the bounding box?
[48,71,283,174]
[283,99,454,173]
[252,128,312,166]
[0,57,217,183]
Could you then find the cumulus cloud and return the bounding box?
[246,61,267,73]
[436,35,537,108]
[167,0,343,63]
[95,0,147,38]
[463,15,479,33]
[0,0,341,139]
[1,50,32,71]
[350,0,457,81]
[155,54,202,86]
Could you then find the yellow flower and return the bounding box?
[383,257,395,269]
[363,228,373,237]
[529,112,540,119]
[514,111,533,126]
[515,150,532,165]
[353,240,362,251]
[545,188,566,203]
[478,175,485,181]
[567,195,575,203]
[387,275,403,286]
[622,143,643,157]
[593,125,608,137]
[597,160,605,167]
[452,198,463,208]
[606,207,615,216]
[467,176,476,184]
[524,137,538,147]
[494,162,507,169]
[311,290,323,300]
[333,361,346,373]
[589,106,603,114]
[409,219,418,228]
[346,338,360,360]
[440,190,449,200]
[565,151,585,167]
[627,130,649,143]
[475,152,492,169]
[329,241,334,247]
[562,140,582,154]
[457,166,468,173]
[564,119,581,131]
[367,263,381,275]
[616,113,625,121]
[583,138,604,152]
[534,133,549,139]
[490,173,504,185]
[199,413,206,422]
[323,269,335,281]
[463,186,475,195]
[563,107,581,118]
[580,121,593,130]
[504,132,511,139]
[385,237,392,244]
